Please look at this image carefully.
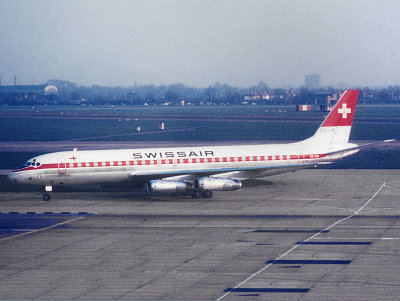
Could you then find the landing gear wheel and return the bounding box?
[43,194,51,201]
[201,191,213,198]
[191,191,201,199]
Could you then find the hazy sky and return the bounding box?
[1,0,400,87]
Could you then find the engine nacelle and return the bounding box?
[194,177,242,191]
[147,180,191,195]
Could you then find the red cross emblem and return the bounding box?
[69,155,77,161]
[338,103,351,119]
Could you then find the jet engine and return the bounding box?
[194,177,242,191]
[147,180,191,195]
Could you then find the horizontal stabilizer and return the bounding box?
[324,139,395,159]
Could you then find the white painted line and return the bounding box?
[355,181,386,215]
[312,237,399,240]
[217,214,352,301]
[0,216,85,243]
[216,181,387,301]
[216,244,301,301]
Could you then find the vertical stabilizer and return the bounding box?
[308,90,359,146]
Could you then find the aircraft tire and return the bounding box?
[191,191,201,199]
[43,194,51,201]
[201,191,213,198]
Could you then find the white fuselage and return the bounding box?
[8,138,357,187]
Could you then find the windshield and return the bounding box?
[24,159,41,168]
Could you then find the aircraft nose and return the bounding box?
[7,171,18,183]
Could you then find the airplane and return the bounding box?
[7,90,393,201]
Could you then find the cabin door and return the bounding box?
[58,158,67,175]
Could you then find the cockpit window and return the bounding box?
[23,158,41,168]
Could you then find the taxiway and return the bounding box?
[0,169,399,300]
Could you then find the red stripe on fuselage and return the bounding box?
[11,153,327,174]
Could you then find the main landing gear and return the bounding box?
[43,185,53,201]
[191,190,213,199]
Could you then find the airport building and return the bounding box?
[243,91,261,102]
[0,85,58,104]
[305,74,321,89]
[296,104,311,111]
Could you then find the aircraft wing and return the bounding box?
[129,162,319,183]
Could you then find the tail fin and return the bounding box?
[308,90,359,146]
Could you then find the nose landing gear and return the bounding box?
[43,194,51,201]
[43,185,53,201]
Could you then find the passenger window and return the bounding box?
[37,163,41,167]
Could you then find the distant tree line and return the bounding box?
[3,79,400,106]
[46,79,272,105]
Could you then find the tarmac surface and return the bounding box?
[0,169,399,300]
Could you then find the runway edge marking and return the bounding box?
[216,181,387,301]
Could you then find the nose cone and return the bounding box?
[7,171,17,183]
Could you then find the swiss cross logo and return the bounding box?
[338,103,351,118]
